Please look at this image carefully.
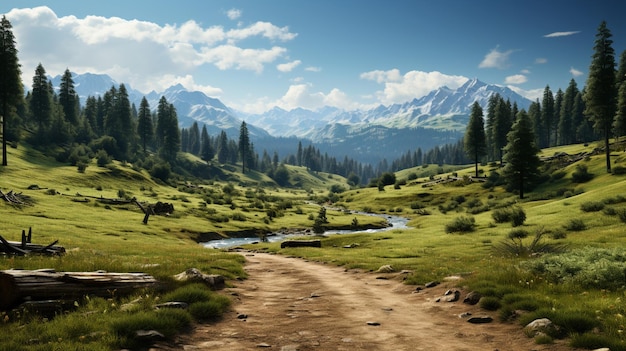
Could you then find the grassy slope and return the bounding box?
[2,141,626,349]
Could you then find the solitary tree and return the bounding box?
[502,110,541,199]
[464,101,486,177]
[0,16,22,166]
[238,121,251,173]
[584,21,617,173]
[30,63,52,141]
[59,68,78,125]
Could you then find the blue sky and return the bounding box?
[2,0,625,113]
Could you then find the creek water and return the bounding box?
[202,213,410,249]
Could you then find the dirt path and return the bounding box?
[169,252,573,351]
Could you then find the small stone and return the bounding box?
[237,313,248,319]
[467,316,493,324]
[257,342,271,347]
[443,290,461,302]
[459,312,472,318]
[366,321,381,326]
[377,265,395,273]
[425,281,440,288]
[155,302,188,309]
[310,293,320,298]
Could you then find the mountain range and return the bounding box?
[50,73,532,164]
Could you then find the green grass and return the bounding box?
[3,141,626,349]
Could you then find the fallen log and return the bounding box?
[0,235,65,256]
[280,239,322,248]
[0,269,158,310]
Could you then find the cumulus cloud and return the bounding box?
[227,8,242,20]
[535,58,548,64]
[305,66,322,72]
[543,31,580,38]
[504,74,527,85]
[479,47,514,69]
[277,60,301,72]
[360,69,468,104]
[6,6,297,93]
[570,67,584,77]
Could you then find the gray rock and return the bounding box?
[467,316,493,324]
[524,318,557,337]
[377,264,395,273]
[257,342,271,347]
[174,268,225,290]
[155,302,188,309]
[425,281,440,288]
[366,321,381,326]
[442,290,461,302]
[463,291,482,305]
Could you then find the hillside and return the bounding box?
[1,141,626,350]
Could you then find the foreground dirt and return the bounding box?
[165,251,575,351]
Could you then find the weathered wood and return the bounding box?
[0,269,158,310]
[280,239,322,248]
[0,235,65,256]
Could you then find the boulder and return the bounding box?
[174,268,225,290]
[524,318,558,337]
[463,291,482,305]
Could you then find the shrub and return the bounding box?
[580,201,605,212]
[494,228,567,257]
[612,165,626,175]
[150,162,171,182]
[96,149,111,167]
[564,218,586,231]
[444,216,475,233]
[572,164,594,183]
[492,207,511,223]
[479,296,501,311]
[492,206,526,226]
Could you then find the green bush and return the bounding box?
[479,296,501,311]
[572,164,594,183]
[492,206,526,226]
[444,216,475,233]
[564,218,586,231]
[612,165,626,175]
[162,284,214,304]
[580,201,605,212]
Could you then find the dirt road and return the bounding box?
[170,252,573,351]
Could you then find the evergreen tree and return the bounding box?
[528,99,542,146]
[492,96,512,164]
[189,122,201,155]
[238,121,251,173]
[59,68,78,125]
[558,79,579,145]
[584,21,617,173]
[553,89,564,145]
[0,16,22,166]
[104,84,132,159]
[155,96,169,149]
[159,103,180,162]
[297,141,303,166]
[464,102,486,177]
[485,93,500,160]
[216,130,229,164]
[200,125,214,162]
[614,50,626,139]
[30,63,52,141]
[136,97,153,153]
[502,110,541,199]
[540,85,554,148]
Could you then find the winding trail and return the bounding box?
[168,252,573,351]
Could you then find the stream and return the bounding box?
[202,213,410,249]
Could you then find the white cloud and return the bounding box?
[156,74,223,96]
[277,60,301,72]
[479,47,514,69]
[305,66,322,72]
[504,74,527,85]
[535,58,548,64]
[360,69,468,104]
[570,67,584,77]
[6,6,297,92]
[543,31,580,38]
[507,85,543,101]
[520,69,531,74]
[227,8,242,20]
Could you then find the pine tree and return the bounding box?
[189,122,200,155]
[59,69,78,125]
[216,130,229,164]
[159,103,180,162]
[558,79,579,145]
[502,110,541,199]
[528,100,542,146]
[614,50,626,139]
[200,125,214,162]
[553,89,564,145]
[464,101,486,177]
[584,21,617,173]
[540,85,554,148]
[136,97,153,153]
[30,63,52,141]
[0,16,22,166]
[492,96,512,164]
[238,121,251,173]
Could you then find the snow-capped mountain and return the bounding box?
[47,73,532,163]
[241,78,532,139]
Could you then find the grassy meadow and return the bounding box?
[1,140,626,350]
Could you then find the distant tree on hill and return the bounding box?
[200,125,214,162]
[59,69,78,126]
[0,16,23,166]
[30,63,52,142]
[540,85,554,148]
[238,121,251,173]
[614,50,626,139]
[558,79,579,145]
[136,97,153,153]
[502,110,541,199]
[216,130,229,164]
[464,101,486,177]
[584,20,617,173]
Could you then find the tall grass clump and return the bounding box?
[491,206,526,227]
[493,228,567,257]
[444,215,475,233]
[111,308,191,349]
[572,164,594,183]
